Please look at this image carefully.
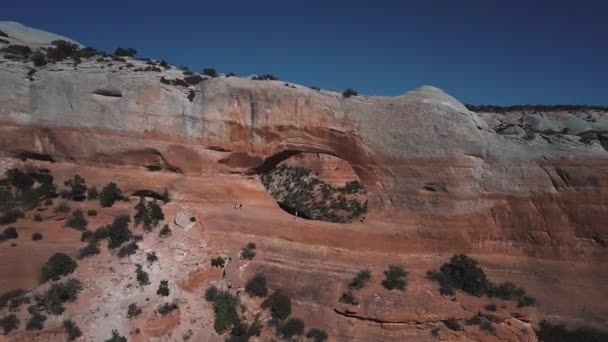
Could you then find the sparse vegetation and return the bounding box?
[64,319,82,341]
[87,186,98,200]
[157,302,178,315]
[146,252,158,263]
[0,314,19,334]
[203,68,217,77]
[0,289,28,310]
[127,303,142,318]
[34,213,43,221]
[117,241,138,258]
[310,86,321,91]
[87,209,97,216]
[348,269,371,290]
[64,175,87,201]
[465,104,608,113]
[40,253,78,283]
[278,318,305,339]
[32,232,43,241]
[537,320,608,342]
[443,317,461,331]
[252,74,278,81]
[159,224,171,237]
[32,51,47,67]
[262,290,291,321]
[382,265,408,291]
[135,264,150,286]
[465,315,482,326]
[55,201,71,213]
[205,286,240,334]
[107,215,132,249]
[26,306,46,331]
[134,197,164,231]
[113,47,137,57]
[245,273,268,297]
[480,318,495,333]
[99,182,122,207]
[240,242,257,260]
[342,88,358,98]
[66,209,87,230]
[78,238,100,258]
[157,280,170,296]
[339,291,358,305]
[1,226,18,240]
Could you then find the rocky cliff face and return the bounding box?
[0,23,607,341]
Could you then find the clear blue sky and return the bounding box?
[3,0,607,105]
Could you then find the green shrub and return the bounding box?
[31,51,47,67]
[34,213,43,221]
[339,291,358,305]
[134,198,164,231]
[157,280,170,296]
[262,290,291,321]
[205,286,239,334]
[20,188,41,209]
[99,182,122,207]
[87,209,97,216]
[203,68,217,78]
[5,168,34,190]
[279,318,305,339]
[64,175,87,201]
[113,47,137,57]
[135,264,150,286]
[211,256,225,267]
[480,319,495,333]
[107,215,132,249]
[252,74,278,81]
[105,329,127,342]
[0,314,19,334]
[1,226,18,240]
[26,306,47,331]
[40,253,78,282]
[0,210,24,225]
[55,201,71,213]
[32,232,43,241]
[147,252,158,263]
[0,289,28,310]
[310,86,321,91]
[64,319,82,341]
[127,303,142,318]
[117,241,138,258]
[66,209,87,230]
[537,320,608,342]
[443,317,461,331]
[382,265,408,291]
[348,269,371,290]
[342,88,358,98]
[87,186,98,200]
[37,278,83,315]
[245,273,268,297]
[306,328,328,342]
[240,242,256,260]
[465,315,481,326]
[157,302,178,315]
[159,224,171,237]
[78,239,100,259]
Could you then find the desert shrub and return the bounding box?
[159,60,169,69]
[127,303,142,318]
[245,273,268,297]
[134,198,164,231]
[158,302,178,315]
[443,317,461,331]
[31,51,47,67]
[66,209,87,230]
[465,315,481,325]
[107,215,132,249]
[203,68,217,78]
[160,76,171,85]
[262,290,291,321]
[87,209,97,216]
[187,89,195,102]
[342,88,358,98]
[106,329,127,342]
[78,238,100,259]
[211,256,225,267]
[26,306,47,330]
[382,265,408,291]
[307,328,328,342]
[88,186,98,200]
[135,264,150,286]
[252,74,278,81]
[240,242,256,260]
[37,278,83,315]
[93,226,109,239]
[184,74,203,85]
[159,224,171,237]
[205,286,239,334]
[0,314,19,334]
[117,241,138,258]
[0,30,7,37]
[113,47,137,57]
[64,319,82,341]
[147,252,158,263]
[34,213,43,221]
[40,253,78,282]
[46,40,80,62]
[161,188,170,203]
[348,269,371,290]
[310,86,321,91]
[480,318,495,333]
[339,291,358,305]
[537,320,608,342]
[0,289,28,310]
[5,168,34,190]
[32,232,43,241]
[1,226,18,240]
[279,318,305,339]
[64,175,87,200]
[99,182,122,207]
[157,280,170,296]
[1,44,31,57]
[485,303,497,311]
[517,295,536,307]
[55,201,71,213]
[0,209,24,225]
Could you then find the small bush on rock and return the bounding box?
[64,319,82,341]
[342,88,358,98]
[349,269,371,290]
[157,302,178,315]
[278,318,305,339]
[157,280,170,296]
[245,273,268,297]
[307,328,328,342]
[127,303,142,318]
[99,182,122,207]
[66,209,87,230]
[443,317,461,331]
[40,253,77,283]
[382,265,408,291]
[32,232,43,241]
[262,290,291,321]
[135,264,150,286]
[0,314,19,334]
[105,329,127,342]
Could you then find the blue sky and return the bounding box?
[3,0,607,105]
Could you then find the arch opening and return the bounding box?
[258,152,368,223]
